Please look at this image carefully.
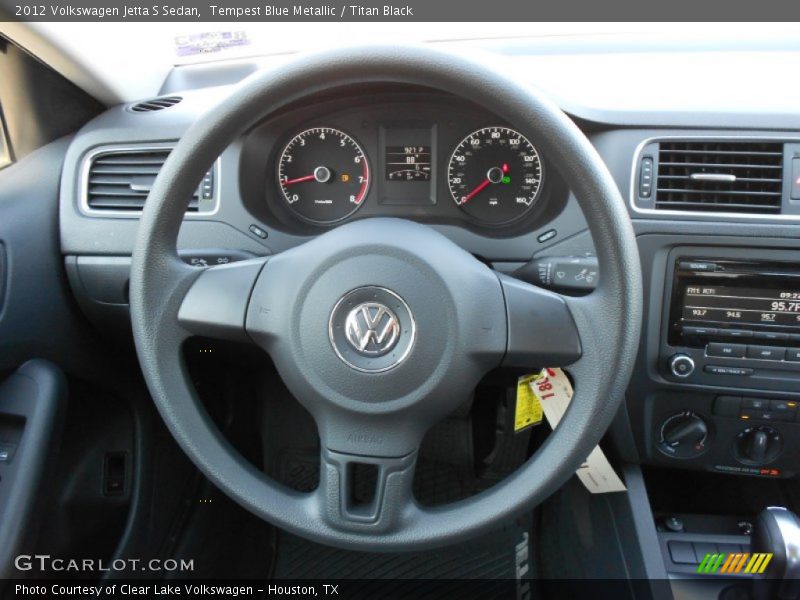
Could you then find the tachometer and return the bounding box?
[447,127,543,224]
[278,127,370,224]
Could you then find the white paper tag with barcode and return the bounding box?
[528,368,627,494]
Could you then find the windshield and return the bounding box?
[168,22,671,64]
[8,21,800,105]
[29,22,800,67]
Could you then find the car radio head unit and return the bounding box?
[669,258,800,347]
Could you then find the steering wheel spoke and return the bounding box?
[177,257,268,342]
[316,445,419,532]
[498,274,583,369]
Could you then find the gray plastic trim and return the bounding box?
[0,360,67,579]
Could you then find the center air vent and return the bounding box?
[652,141,784,214]
[84,148,215,214]
[129,96,182,113]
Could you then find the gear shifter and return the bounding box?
[751,507,800,600]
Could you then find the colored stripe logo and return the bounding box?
[697,552,772,574]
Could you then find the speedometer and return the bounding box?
[278,127,370,224]
[447,127,543,224]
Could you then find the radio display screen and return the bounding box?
[682,284,800,328]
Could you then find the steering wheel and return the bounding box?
[129,45,642,550]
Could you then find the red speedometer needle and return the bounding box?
[283,174,315,186]
[461,178,491,204]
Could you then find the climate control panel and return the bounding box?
[644,391,800,479]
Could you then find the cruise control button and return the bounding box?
[707,343,746,358]
[747,346,786,361]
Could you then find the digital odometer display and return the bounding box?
[682,284,800,327]
[385,146,431,181]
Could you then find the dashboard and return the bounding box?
[55,49,800,504]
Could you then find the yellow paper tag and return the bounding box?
[514,373,544,432]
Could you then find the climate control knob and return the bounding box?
[735,426,782,465]
[658,411,709,459]
[669,353,695,378]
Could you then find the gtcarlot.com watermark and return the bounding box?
[14,554,194,573]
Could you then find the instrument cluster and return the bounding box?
[239,90,566,235]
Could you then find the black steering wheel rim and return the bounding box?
[129,45,642,550]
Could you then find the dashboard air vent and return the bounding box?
[86,149,213,213]
[129,96,182,113]
[655,141,784,214]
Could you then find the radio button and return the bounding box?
[683,326,717,337]
[704,365,753,376]
[678,261,717,272]
[786,349,800,362]
[753,331,789,342]
[707,342,746,358]
[746,345,786,361]
[725,329,753,339]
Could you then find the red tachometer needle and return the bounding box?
[283,174,316,186]
[461,178,491,204]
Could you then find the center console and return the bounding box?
[641,246,800,480]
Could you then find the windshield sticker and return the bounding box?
[175,31,250,57]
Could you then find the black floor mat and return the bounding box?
[272,517,532,584]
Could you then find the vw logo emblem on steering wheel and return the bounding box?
[344,303,400,355]
[329,286,416,373]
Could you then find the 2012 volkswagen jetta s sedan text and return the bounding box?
[0,20,799,600]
